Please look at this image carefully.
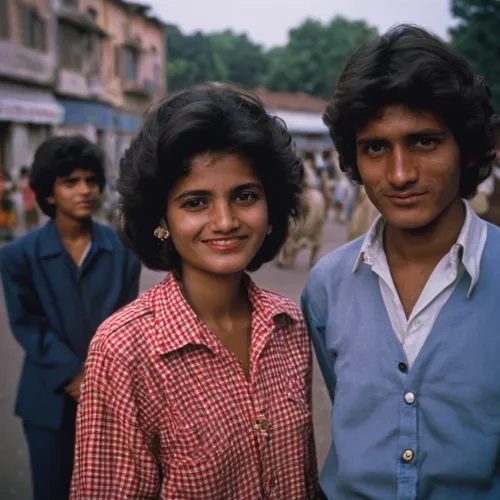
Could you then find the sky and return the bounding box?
[147,0,454,49]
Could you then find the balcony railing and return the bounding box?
[57,7,107,38]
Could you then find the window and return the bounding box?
[87,7,97,21]
[153,63,161,84]
[150,46,160,84]
[0,0,9,40]
[20,5,46,51]
[123,47,138,83]
[114,46,121,77]
[59,23,84,71]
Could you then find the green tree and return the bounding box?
[166,25,227,91]
[264,17,378,98]
[450,0,500,111]
[209,30,268,88]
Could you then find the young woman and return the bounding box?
[71,84,320,499]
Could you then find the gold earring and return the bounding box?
[153,225,170,241]
[267,225,273,235]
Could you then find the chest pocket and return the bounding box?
[166,391,242,470]
[162,400,244,500]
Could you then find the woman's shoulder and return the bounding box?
[89,285,158,362]
[256,286,304,325]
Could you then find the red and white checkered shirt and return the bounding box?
[70,273,319,499]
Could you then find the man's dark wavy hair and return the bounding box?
[117,83,304,273]
[30,135,106,218]
[323,24,496,199]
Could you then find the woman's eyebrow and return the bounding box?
[174,183,264,202]
[173,189,210,202]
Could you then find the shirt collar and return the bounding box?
[150,273,301,356]
[457,201,486,295]
[352,200,487,296]
[352,215,385,273]
[39,220,113,259]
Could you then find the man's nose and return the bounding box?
[386,147,418,188]
[79,181,93,194]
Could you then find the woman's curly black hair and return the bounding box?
[323,24,496,199]
[117,83,304,272]
[30,135,106,218]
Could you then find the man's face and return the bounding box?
[356,105,462,230]
[47,169,101,220]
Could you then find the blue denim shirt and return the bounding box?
[302,224,500,499]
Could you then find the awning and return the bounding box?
[267,108,329,135]
[0,83,65,125]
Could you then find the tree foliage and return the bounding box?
[165,25,227,92]
[165,16,378,97]
[450,0,500,111]
[209,31,269,88]
[264,17,378,98]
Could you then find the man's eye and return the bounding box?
[365,144,385,155]
[415,137,438,148]
[235,192,258,204]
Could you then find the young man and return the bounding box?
[0,136,141,500]
[302,25,500,499]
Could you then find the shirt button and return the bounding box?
[260,420,270,431]
[404,392,415,405]
[402,449,414,462]
[398,362,408,373]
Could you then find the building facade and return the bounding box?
[0,0,65,178]
[0,0,165,179]
[53,0,166,176]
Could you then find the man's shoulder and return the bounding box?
[302,236,364,317]
[0,226,45,265]
[309,236,364,283]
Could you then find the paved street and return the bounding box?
[0,219,346,499]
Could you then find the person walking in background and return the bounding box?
[0,136,141,500]
[18,166,40,232]
[345,185,379,242]
[302,25,500,499]
[0,173,16,241]
[70,84,319,499]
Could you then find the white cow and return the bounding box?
[277,162,327,269]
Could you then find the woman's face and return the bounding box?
[166,152,269,277]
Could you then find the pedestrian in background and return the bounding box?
[0,172,16,241]
[303,25,500,499]
[71,84,319,499]
[0,135,141,500]
[18,166,40,232]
